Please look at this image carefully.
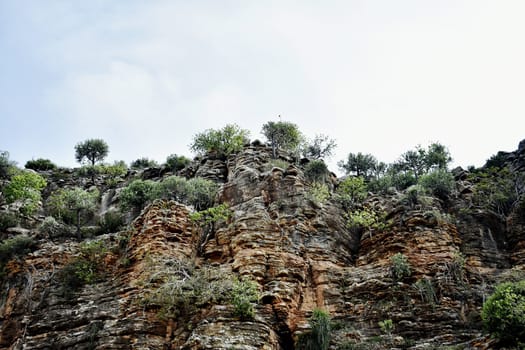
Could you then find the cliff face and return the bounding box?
[1,143,524,349]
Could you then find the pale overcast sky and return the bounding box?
[1,1,524,174]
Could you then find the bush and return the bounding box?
[304,160,329,183]
[401,185,430,209]
[230,277,259,320]
[297,309,331,350]
[0,150,16,179]
[481,280,525,346]
[190,124,250,156]
[3,171,47,215]
[0,235,37,264]
[25,158,57,171]
[130,157,159,169]
[119,179,158,211]
[378,319,394,336]
[261,121,302,158]
[418,169,455,200]
[346,208,389,235]
[98,210,124,234]
[336,177,367,209]
[390,253,411,281]
[185,177,219,210]
[39,216,73,238]
[413,278,438,305]
[306,182,330,206]
[0,212,19,231]
[165,154,190,172]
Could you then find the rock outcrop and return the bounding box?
[1,142,524,349]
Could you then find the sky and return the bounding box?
[1,1,525,175]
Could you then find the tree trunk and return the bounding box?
[76,209,82,241]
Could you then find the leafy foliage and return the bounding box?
[297,309,331,350]
[481,280,525,346]
[336,176,367,209]
[413,278,438,305]
[0,150,16,179]
[301,134,337,159]
[230,277,259,320]
[390,253,411,281]
[25,158,57,171]
[158,176,218,210]
[39,216,73,238]
[165,154,190,172]
[130,157,159,169]
[3,171,47,215]
[261,121,303,158]
[189,204,232,227]
[98,210,125,234]
[418,169,455,201]
[378,319,394,336]
[0,212,19,231]
[338,152,377,178]
[47,187,99,239]
[190,124,249,156]
[75,139,109,166]
[304,160,329,183]
[346,208,389,234]
[306,182,330,205]
[119,179,158,211]
[0,235,37,278]
[395,143,452,180]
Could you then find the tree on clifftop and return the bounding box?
[75,139,109,166]
[261,121,302,158]
[190,124,250,157]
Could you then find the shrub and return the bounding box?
[471,167,519,217]
[3,171,47,215]
[297,309,331,350]
[130,157,159,169]
[119,179,158,211]
[165,154,190,172]
[99,161,127,187]
[346,208,389,235]
[336,176,367,209]
[413,278,438,305]
[39,216,73,238]
[390,253,411,281]
[230,277,259,320]
[185,177,219,210]
[418,169,455,200]
[301,134,337,160]
[0,235,37,278]
[306,182,330,205]
[189,204,232,227]
[304,160,329,183]
[98,210,124,234]
[0,212,19,231]
[481,280,525,346]
[401,185,430,209]
[25,158,57,171]
[191,124,250,156]
[0,150,16,179]
[378,319,394,336]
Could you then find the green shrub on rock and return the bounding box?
[481,280,525,346]
[25,158,57,171]
[297,308,331,350]
[304,160,329,183]
[418,169,455,201]
[390,253,411,281]
[0,212,19,231]
[119,179,158,211]
[3,171,47,215]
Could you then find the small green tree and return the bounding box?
[390,253,411,281]
[75,139,109,166]
[47,187,99,240]
[0,151,16,179]
[130,157,159,169]
[338,152,377,178]
[425,142,452,171]
[304,160,329,183]
[25,158,57,171]
[165,154,190,172]
[4,171,47,215]
[336,176,367,209]
[261,121,302,158]
[418,169,455,201]
[119,179,158,211]
[481,280,525,346]
[301,134,337,160]
[398,147,427,181]
[230,277,259,320]
[190,124,249,156]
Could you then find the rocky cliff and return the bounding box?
[1,142,524,349]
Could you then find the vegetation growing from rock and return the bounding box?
[165,153,190,172]
[335,176,367,209]
[301,134,337,160]
[3,170,47,215]
[25,158,57,171]
[119,179,158,211]
[481,280,525,346]
[0,235,37,278]
[130,157,159,169]
[261,120,303,158]
[304,159,329,183]
[390,253,411,281]
[0,150,16,179]
[297,308,331,350]
[75,139,109,166]
[418,169,455,201]
[190,123,249,156]
[338,152,377,178]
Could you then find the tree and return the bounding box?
[261,121,302,158]
[119,179,158,211]
[190,124,249,156]
[398,147,427,181]
[338,152,377,178]
[47,187,99,240]
[301,134,337,160]
[0,151,16,179]
[3,171,47,215]
[75,139,109,166]
[425,142,452,171]
[25,158,57,171]
[304,160,329,183]
[418,169,455,201]
[165,154,190,172]
[130,157,159,169]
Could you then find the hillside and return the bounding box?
[1,139,525,350]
